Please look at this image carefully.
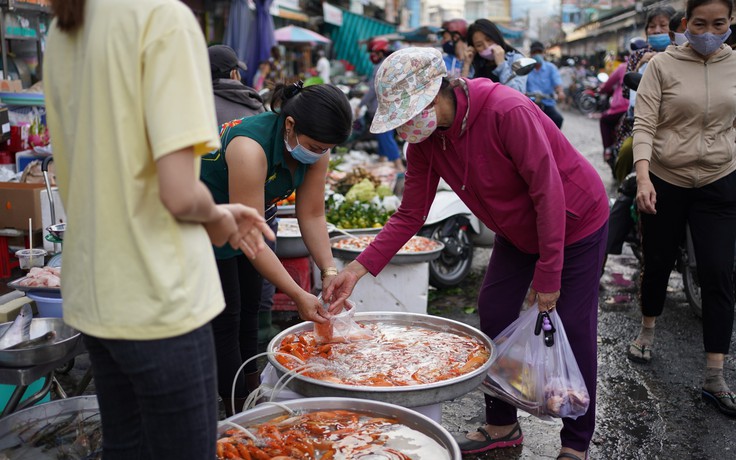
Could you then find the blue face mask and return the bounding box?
[284,134,327,165]
[684,28,732,56]
[532,54,544,65]
[647,33,671,51]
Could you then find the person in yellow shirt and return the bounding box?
[44,1,274,458]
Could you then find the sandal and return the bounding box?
[702,389,736,417]
[626,341,651,363]
[452,422,523,455]
[557,452,588,460]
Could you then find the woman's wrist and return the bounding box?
[321,266,338,280]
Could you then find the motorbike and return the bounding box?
[419,179,494,289]
[575,72,610,114]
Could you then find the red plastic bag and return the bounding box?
[481,305,590,420]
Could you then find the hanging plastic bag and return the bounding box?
[313,295,373,344]
[482,305,590,420]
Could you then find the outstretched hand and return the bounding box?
[205,204,275,258]
[322,261,368,314]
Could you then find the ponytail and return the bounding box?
[51,0,86,33]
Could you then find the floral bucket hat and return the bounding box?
[370,47,447,134]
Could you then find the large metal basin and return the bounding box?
[267,312,494,407]
[221,397,461,459]
[0,396,99,452]
[0,318,81,367]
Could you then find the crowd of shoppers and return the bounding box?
[41,0,736,458]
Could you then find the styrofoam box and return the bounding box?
[332,258,430,314]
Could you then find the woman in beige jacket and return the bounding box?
[629,0,736,418]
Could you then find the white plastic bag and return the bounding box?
[482,305,590,420]
[313,295,373,344]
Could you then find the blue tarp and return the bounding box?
[497,24,524,40]
[324,10,396,77]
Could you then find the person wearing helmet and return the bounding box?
[356,38,404,171]
[440,18,469,78]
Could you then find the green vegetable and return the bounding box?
[345,178,377,203]
[376,184,392,199]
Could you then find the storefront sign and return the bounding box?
[323,3,343,26]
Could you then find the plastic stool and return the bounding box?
[273,256,312,311]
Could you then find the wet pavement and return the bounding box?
[51,109,736,458]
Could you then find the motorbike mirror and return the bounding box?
[597,72,609,83]
[512,57,537,76]
[623,72,642,91]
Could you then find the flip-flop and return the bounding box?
[626,341,651,363]
[452,422,523,455]
[558,452,588,460]
[702,389,736,417]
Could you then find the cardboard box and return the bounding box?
[0,182,46,230]
[0,80,22,93]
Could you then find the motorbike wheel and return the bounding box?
[421,219,473,289]
[578,94,597,114]
[680,249,702,318]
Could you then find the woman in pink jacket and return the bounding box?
[596,58,630,174]
[324,47,608,460]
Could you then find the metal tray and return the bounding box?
[330,235,444,265]
[222,397,461,460]
[7,277,61,294]
[267,312,494,407]
[0,396,99,452]
[0,318,81,367]
[275,219,336,259]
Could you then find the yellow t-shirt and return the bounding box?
[44,0,224,340]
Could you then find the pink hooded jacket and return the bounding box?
[356,78,608,292]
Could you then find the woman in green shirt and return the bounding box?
[201,82,352,415]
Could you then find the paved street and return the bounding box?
[439,108,736,459]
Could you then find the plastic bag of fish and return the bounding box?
[481,306,590,420]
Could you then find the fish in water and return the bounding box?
[5,330,56,350]
[0,304,32,350]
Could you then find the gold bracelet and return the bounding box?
[321,267,338,280]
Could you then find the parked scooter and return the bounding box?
[575,72,610,114]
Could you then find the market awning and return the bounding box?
[269,0,308,22]
[497,24,524,40]
[272,6,308,22]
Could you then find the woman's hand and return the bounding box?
[491,45,506,66]
[636,177,657,214]
[463,46,476,63]
[526,287,561,312]
[322,261,367,314]
[295,292,331,324]
[206,204,275,258]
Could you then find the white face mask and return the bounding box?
[396,106,438,144]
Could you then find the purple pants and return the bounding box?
[479,223,607,452]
